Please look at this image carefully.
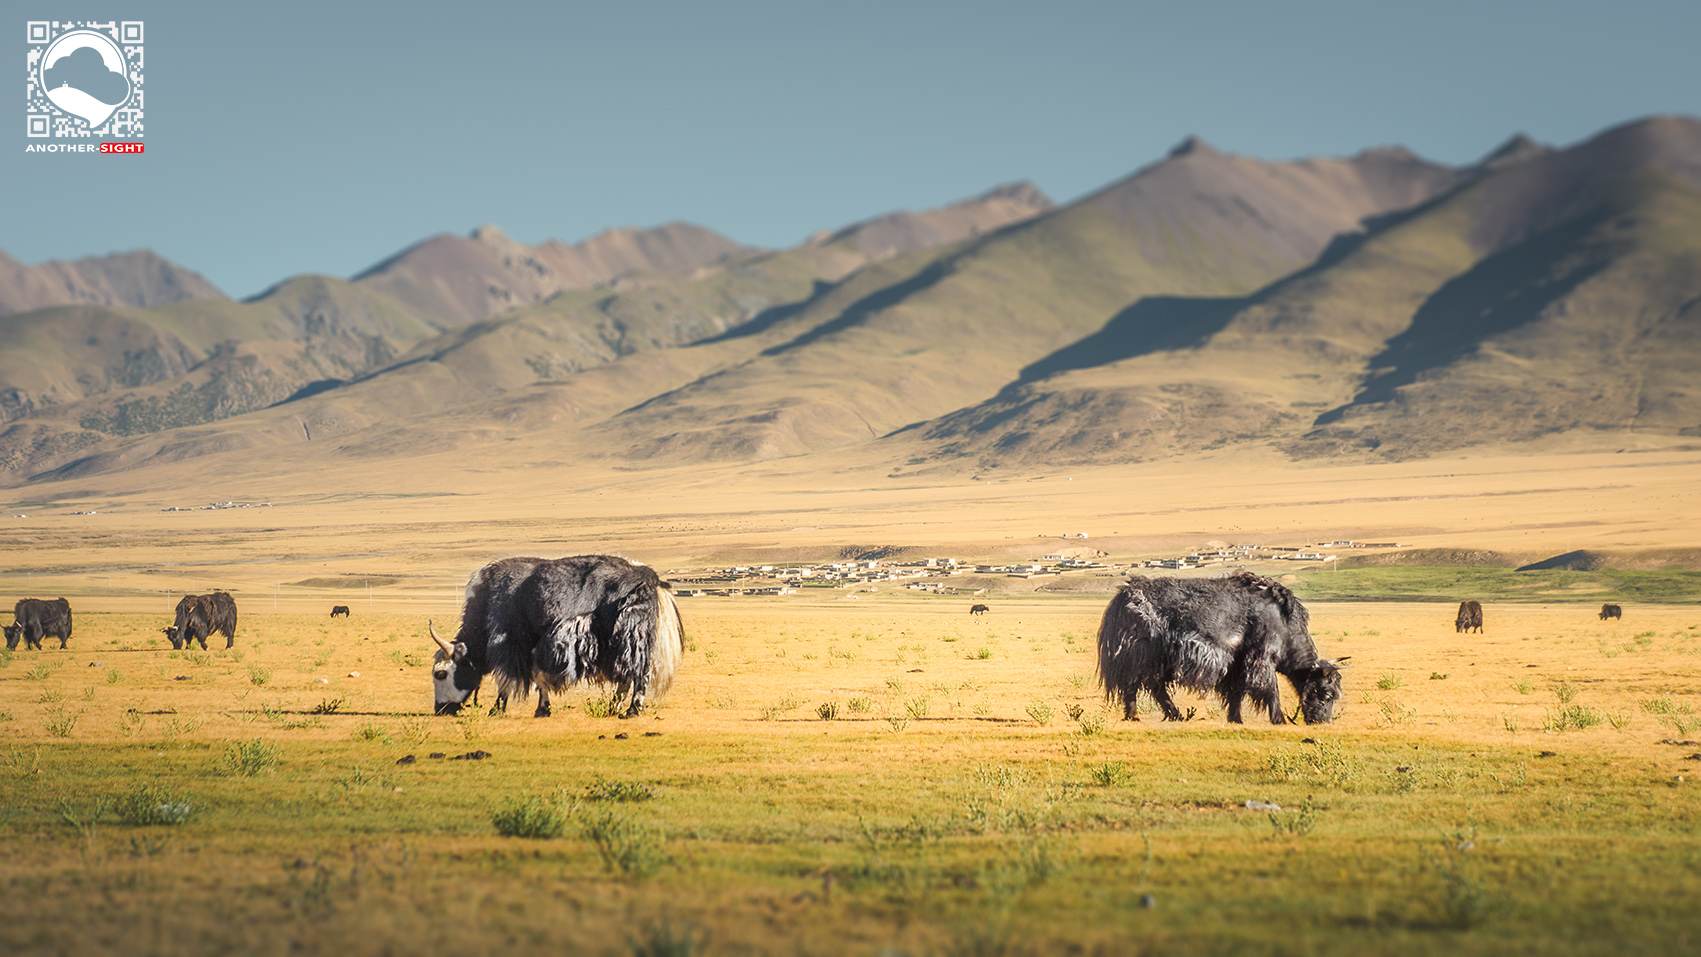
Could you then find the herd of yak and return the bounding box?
[5,556,1634,727]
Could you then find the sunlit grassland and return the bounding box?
[1293,566,1701,604]
[2,600,1701,954]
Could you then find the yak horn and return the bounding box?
[1334,656,1353,667]
[428,620,454,655]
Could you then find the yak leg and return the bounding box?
[1146,681,1185,721]
[534,688,551,718]
[1121,687,1140,721]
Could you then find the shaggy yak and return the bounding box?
[428,555,683,718]
[969,604,990,616]
[1455,600,1484,633]
[330,605,351,618]
[6,598,73,650]
[1599,603,1623,621]
[165,592,238,650]
[1096,571,1348,725]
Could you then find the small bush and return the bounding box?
[580,807,664,879]
[1376,673,1404,690]
[492,794,566,839]
[1429,672,1448,680]
[220,739,280,777]
[1544,705,1604,732]
[905,696,931,719]
[816,701,840,721]
[310,697,344,715]
[248,667,271,686]
[1089,762,1131,786]
[354,720,392,744]
[1025,700,1054,726]
[105,669,124,685]
[971,647,993,660]
[584,692,623,718]
[1551,680,1578,704]
[24,664,52,681]
[846,696,873,714]
[1513,679,1534,695]
[1078,712,1106,736]
[115,783,194,826]
[584,779,656,802]
[43,707,79,738]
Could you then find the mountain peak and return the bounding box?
[1167,136,1220,159]
[976,181,1054,209]
[1478,133,1551,168]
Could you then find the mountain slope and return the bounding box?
[587,140,1462,463]
[0,249,226,316]
[899,116,1701,469]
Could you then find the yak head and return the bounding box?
[428,620,480,715]
[1297,656,1351,724]
[2,623,18,651]
[161,625,180,649]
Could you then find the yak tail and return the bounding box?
[1097,586,1161,702]
[648,586,684,699]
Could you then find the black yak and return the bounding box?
[6,598,73,650]
[428,555,683,718]
[1455,600,1483,633]
[1096,572,1347,725]
[330,605,351,618]
[969,603,990,616]
[168,592,238,649]
[1599,603,1622,621]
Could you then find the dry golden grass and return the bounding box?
[2,446,1700,953]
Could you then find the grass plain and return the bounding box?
[2,447,1700,954]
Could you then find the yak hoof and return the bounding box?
[534,702,551,718]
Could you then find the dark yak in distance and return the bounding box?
[5,598,73,650]
[1096,571,1348,725]
[1599,603,1623,621]
[428,555,683,718]
[330,605,351,618]
[969,604,990,616]
[165,592,238,649]
[1455,600,1484,633]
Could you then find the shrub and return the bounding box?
[581,807,664,879]
[492,794,566,839]
[248,667,271,686]
[846,696,873,714]
[905,696,931,719]
[220,739,280,777]
[584,779,656,802]
[816,701,840,721]
[43,707,79,738]
[1025,700,1054,726]
[354,720,392,743]
[1543,705,1604,732]
[1376,673,1404,690]
[972,647,993,660]
[115,783,194,826]
[584,692,623,718]
[310,697,344,715]
[1089,762,1131,786]
[1550,680,1578,704]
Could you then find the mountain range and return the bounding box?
[1,115,1697,488]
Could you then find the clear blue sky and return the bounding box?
[8,0,1699,299]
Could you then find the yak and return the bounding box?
[330,605,351,618]
[167,592,238,649]
[1599,603,1623,621]
[969,603,990,616]
[6,598,73,650]
[1455,600,1484,633]
[428,555,683,718]
[1096,571,1347,725]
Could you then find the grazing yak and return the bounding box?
[1455,600,1484,633]
[428,555,683,718]
[165,592,238,649]
[330,605,351,618]
[969,603,990,616]
[6,598,73,650]
[1096,571,1347,725]
[1599,603,1623,621]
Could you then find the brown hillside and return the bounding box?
[0,249,226,316]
